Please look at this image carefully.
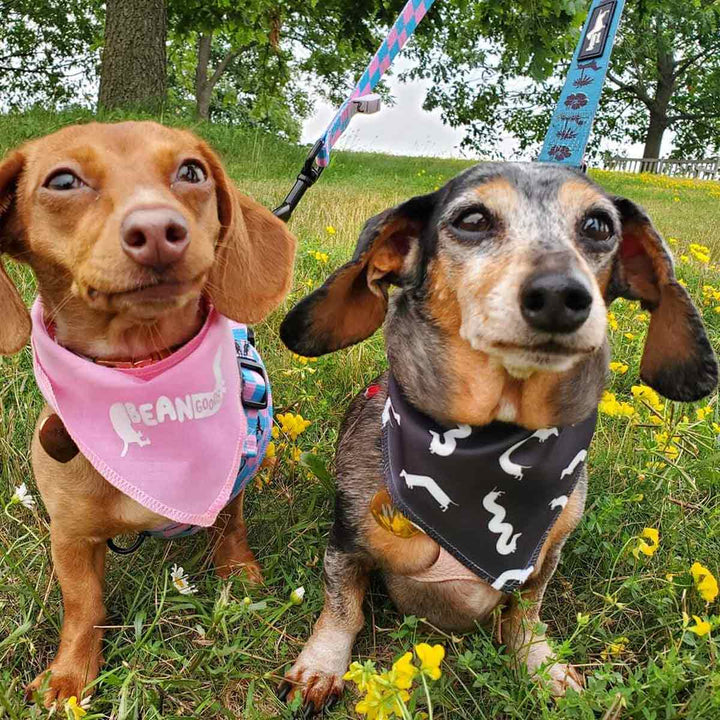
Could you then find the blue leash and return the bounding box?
[539,0,625,167]
[274,0,625,220]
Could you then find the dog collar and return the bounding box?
[381,374,597,593]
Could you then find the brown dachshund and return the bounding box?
[0,121,296,706]
[278,163,717,714]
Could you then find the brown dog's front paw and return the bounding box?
[26,667,90,708]
[213,552,263,583]
[535,662,584,697]
[278,663,345,717]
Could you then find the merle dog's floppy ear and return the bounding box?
[280,193,436,357]
[0,150,31,355]
[608,197,717,401]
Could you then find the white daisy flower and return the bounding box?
[290,586,306,605]
[170,564,197,595]
[11,483,36,510]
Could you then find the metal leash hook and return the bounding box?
[273,94,382,222]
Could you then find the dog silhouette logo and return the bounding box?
[109,403,152,457]
[107,346,226,457]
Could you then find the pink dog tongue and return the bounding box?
[30,298,246,526]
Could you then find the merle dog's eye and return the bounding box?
[581,213,614,242]
[44,170,84,191]
[453,208,493,233]
[176,161,207,184]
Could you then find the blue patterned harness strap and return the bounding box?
[107,325,273,550]
[538,0,626,167]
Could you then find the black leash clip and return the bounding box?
[273,139,325,222]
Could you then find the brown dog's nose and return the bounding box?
[120,208,189,270]
[520,271,592,334]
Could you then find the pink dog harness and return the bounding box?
[31,299,272,536]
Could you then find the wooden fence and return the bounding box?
[604,155,720,180]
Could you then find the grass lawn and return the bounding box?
[1,110,720,719]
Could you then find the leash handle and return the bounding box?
[273,139,325,221]
[107,532,147,555]
[538,0,625,167]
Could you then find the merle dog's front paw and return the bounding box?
[278,659,345,717]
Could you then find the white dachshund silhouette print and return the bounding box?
[498,427,559,480]
[560,449,587,479]
[400,470,456,511]
[549,495,568,511]
[491,565,535,591]
[108,346,226,456]
[429,424,472,456]
[382,396,401,427]
[482,489,521,555]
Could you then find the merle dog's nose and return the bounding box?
[520,271,593,334]
[121,208,189,270]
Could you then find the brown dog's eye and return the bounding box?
[176,161,207,184]
[453,208,493,234]
[44,170,84,191]
[581,213,614,242]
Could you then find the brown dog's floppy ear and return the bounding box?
[0,150,31,355]
[201,144,297,323]
[280,193,436,357]
[608,197,717,401]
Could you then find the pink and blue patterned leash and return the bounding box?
[274,0,436,221]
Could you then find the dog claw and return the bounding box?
[301,700,317,718]
[277,681,292,702]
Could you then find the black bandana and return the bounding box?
[381,375,597,592]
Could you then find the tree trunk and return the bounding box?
[641,34,675,171]
[98,0,167,112]
[193,33,238,121]
[195,33,213,120]
[641,112,667,170]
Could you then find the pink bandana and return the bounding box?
[30,299,246,526]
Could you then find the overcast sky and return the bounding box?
[301,57,660,161]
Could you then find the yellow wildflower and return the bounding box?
[355,681,409,720]
[680,254,690,262]
[65,697,88,720]
[683,612,711,636]
[690,562,719,603]
[265,441,276,459]
[599,391,635,418]
[678,278,687,287]
[631,385,664,413]
[415,643,445,680]
[635,312,649,323]
[389,652,418,690]
[325,225,336,235]
[344,659,378,693]
[696,406,713,421]
[292,352,318,365]
[609,361,629,374]
[713,422,720,435]
[607,311,619,331]
[291,446,302,462]
[690,243,711,264]
[600,636,629,660]
[276,412,311,440]
[632,527,659,559]
[624,332,636,341]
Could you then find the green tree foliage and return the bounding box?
[406,0,720,160]
[0,0,101,109]
[168,0,409,138]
